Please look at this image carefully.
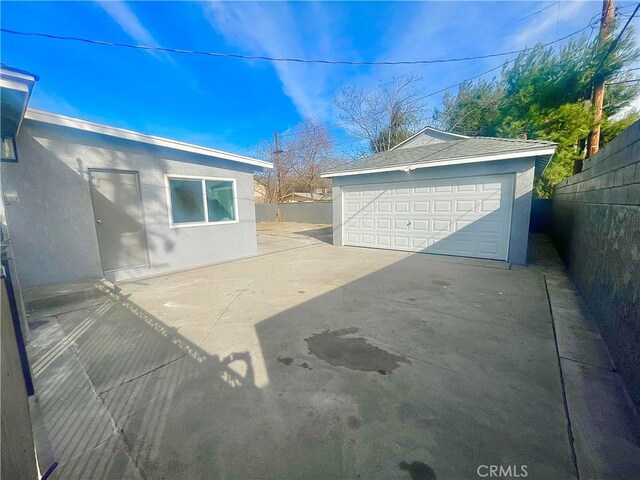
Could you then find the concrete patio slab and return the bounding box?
[23,231,640,480]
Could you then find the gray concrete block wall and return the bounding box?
[552,120,640,408]
[255,202,332,224]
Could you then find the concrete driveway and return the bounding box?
[28,231,580,479]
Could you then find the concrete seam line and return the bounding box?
[544,274,580,480]
[68,341,149,480]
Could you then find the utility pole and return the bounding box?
[273,131,284,208]
[584,0,615,165]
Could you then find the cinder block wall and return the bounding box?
[552,120,640,408]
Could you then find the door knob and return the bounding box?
[96,219,102,224]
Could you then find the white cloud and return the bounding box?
[511,1,587,48]
[202,2,339,121]
[96,1,174,63]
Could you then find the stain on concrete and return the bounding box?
[399,461,437,480]
[299,362,311,369]
[431,280,450,287]
[398,402,435,428]
[277,357,294,366]
[297,290,306,294]
[347,416,361,429]
[408,297,417,302]
[305,327,409,374]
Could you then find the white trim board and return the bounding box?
[321,148,556,178]
[24,109,273,170]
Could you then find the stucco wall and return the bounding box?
[330,157,536,264]
[552,120,640,408]
[2,120,259,286]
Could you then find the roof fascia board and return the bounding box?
[0,68,38,84]
[0,77,31,93]
[321,147,556,178]
[1,74,37,135]
[24,109,273,169]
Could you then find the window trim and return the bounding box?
[164,174,239,228]
[1,135,18,163]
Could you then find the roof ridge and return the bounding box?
[472,136,556,145]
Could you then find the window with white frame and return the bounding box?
[167,176,237,226]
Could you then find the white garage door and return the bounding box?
[342,174,514,260]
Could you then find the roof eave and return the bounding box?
[321,147,556,178]
[24,109,273,169]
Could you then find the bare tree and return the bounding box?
[335,75,427,153]
[253,137,298,204]
[288,119,338,201]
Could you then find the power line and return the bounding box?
[246,1,566,135]
[0,21,596,67]
[276,20,598,141]
[591,2,640,81]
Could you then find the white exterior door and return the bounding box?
[342,174,514,261]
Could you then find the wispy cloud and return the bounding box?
[202,2,341,121]
[511,1,587,48]
[96,1,174,63]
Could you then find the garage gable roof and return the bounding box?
[24,109,273,170]
[322,137,556,178]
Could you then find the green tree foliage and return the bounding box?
[434,24,640,198]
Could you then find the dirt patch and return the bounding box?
[305,327,409,374]
[277,357,294,366]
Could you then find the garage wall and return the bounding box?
[552,120,640,408]
[3,120,259,286]
[331,157,536,264]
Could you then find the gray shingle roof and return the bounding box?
[323,137,556,176]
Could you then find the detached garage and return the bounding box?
[322,127,556,264]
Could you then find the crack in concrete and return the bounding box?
[559,355,616,372]
[98,353,187,396]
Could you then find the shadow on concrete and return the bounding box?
[27,285,263,479]
[24,234,592,479]
[292,226,333,244]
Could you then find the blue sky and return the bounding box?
[2,1,638,156]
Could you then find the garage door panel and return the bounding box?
[343,174,513,260]
[361,218,375,229]
[377,201,392,213]
[377,219,392,229]
[413,220,429,231]
[394,236,410,247]
[394,201,410,212]
[378,235,392,246]
[393,219,411,230]
[412,201,430,213]
[455,200,476,212]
